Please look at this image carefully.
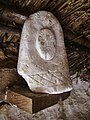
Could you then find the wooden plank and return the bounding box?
[5,84,70,113]
[5,85,61,113]
[6,90,33,113]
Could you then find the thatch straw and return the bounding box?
[0,0,90,48]
[0,0,90,80]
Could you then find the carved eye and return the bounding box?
[36,28,56,61]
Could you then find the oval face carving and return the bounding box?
[36,28,56,61]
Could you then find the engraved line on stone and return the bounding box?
[50,71,69,81]
[32,74,44,86]
[42,73,56,84]
[29,57,44,70]
[48,71,64,83]
[50,73,54,82]
[32,71,63,83]
[51,73,64,83]
[28,55,44,71]
[58,71,69,81]
[48,71,67,83]
[43,84,61,87]
[37,74,55,84]
[30,76,44,86]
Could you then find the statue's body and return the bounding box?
[17,11,72,94]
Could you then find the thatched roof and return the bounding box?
[1,0,90,47]
[0,0,90,80]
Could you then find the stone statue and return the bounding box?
[17,11,72,94]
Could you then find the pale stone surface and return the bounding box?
[36,28,56,61]
[17,11,72,94]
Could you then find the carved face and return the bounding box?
[36,28,56,61]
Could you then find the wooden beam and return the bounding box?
[0,2,27,27]
[0,0,29,16]
[0,24,21,37]
[0,3,89,48]
[63,28,90,48]
[5,85,60,113]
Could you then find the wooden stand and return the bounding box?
[0,69,70,113]
[4,85,70,113]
